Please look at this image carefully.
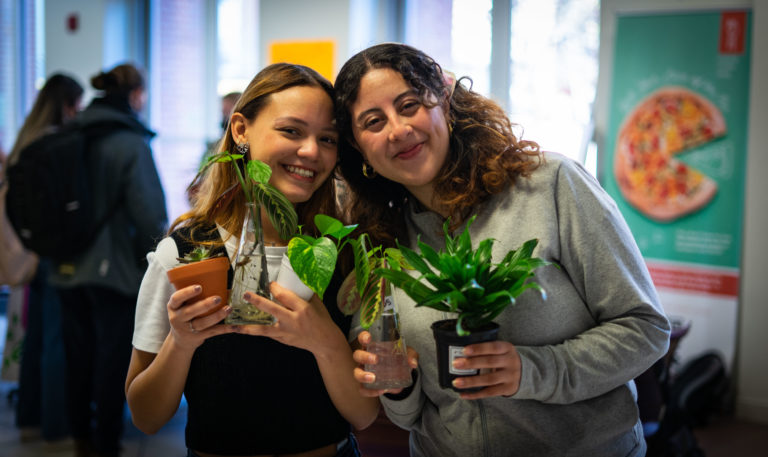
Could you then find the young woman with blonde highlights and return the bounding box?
[126,63,376,457]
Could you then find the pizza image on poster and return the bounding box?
[614,86,726,222]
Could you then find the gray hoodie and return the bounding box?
[380,152,670,457]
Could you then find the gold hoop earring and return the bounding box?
[362,162,377,179]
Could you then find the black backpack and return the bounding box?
[646,350,730,457]
[669,351,730,426]
[5,120,127,260]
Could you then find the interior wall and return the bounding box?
[259,0,351,78]
[44,0,106,103]
[597,0,768,424]
[738,0,768,425]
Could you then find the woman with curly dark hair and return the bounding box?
[335,43,670,456]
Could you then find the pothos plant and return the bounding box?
[286,214,358,300]
[375,215,550,336]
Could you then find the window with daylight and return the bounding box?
[507,0,600,172]
[0,0,43,154]
[403,0,600,173]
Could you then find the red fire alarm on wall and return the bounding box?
[66,13,79,33]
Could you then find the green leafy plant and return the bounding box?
[198,152,362,301]
[286,214,357,300]
[200,151,298,239]
[344,234,406,329]
[176,246,218,264]
[376,215,550,336]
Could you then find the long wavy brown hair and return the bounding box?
[334,43,543,247]
[8,73,83,165]
[170,63,342,246]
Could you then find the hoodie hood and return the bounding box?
[77,97,156,138]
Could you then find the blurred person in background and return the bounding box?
[50,63,167,457]
[3,73,84,448]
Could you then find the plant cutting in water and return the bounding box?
[340,233,406,328]
[200,150,299,240]
[376,215,550,336]
[193,151,300,324]
[334,234,412,390]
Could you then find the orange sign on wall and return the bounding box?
[269,40,335,82]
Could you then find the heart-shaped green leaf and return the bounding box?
[287,236,336,300]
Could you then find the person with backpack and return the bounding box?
[3,73,83,447]
[49,63,167,457]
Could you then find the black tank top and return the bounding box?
[171,225,351,455]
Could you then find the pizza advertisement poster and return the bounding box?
[601,9,751,368]
[603,10,751,280]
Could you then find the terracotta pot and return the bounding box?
[166,256,230,317]
[430,319,500,392]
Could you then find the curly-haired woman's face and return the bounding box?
[232,85,338,204]
[350,68,449,208]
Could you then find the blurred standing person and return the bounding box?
[219,91,241,132]
[50,63,167,457]
[189,91,243,204]
[4,73,84,446]
[203,91,243,157]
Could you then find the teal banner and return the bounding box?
[603,11,751,273]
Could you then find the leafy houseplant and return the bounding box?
[199,151,298,324]
[176,246,216,264]
[166,246,230,317]
[196,152,362,320]
[282,214,358,300]
[376,215,550,391]
[335,235,413,389]
[201,150,298,241]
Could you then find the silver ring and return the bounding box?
[188,321,197,333]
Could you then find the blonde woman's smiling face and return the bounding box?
[233,85,338,204]
[349,68,450,209]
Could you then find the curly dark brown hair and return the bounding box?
[335,43,542,247]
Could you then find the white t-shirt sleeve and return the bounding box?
[132,236,179,354]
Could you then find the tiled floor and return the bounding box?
[0,304,188,457]
[0,379,188,457]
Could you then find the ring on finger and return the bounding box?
[188,320,197,333]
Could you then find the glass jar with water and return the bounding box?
[364,281,412,390]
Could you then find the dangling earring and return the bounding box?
[236,141,250,155]
[362,162,377,179]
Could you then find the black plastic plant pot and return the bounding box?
[430,319,500,392]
